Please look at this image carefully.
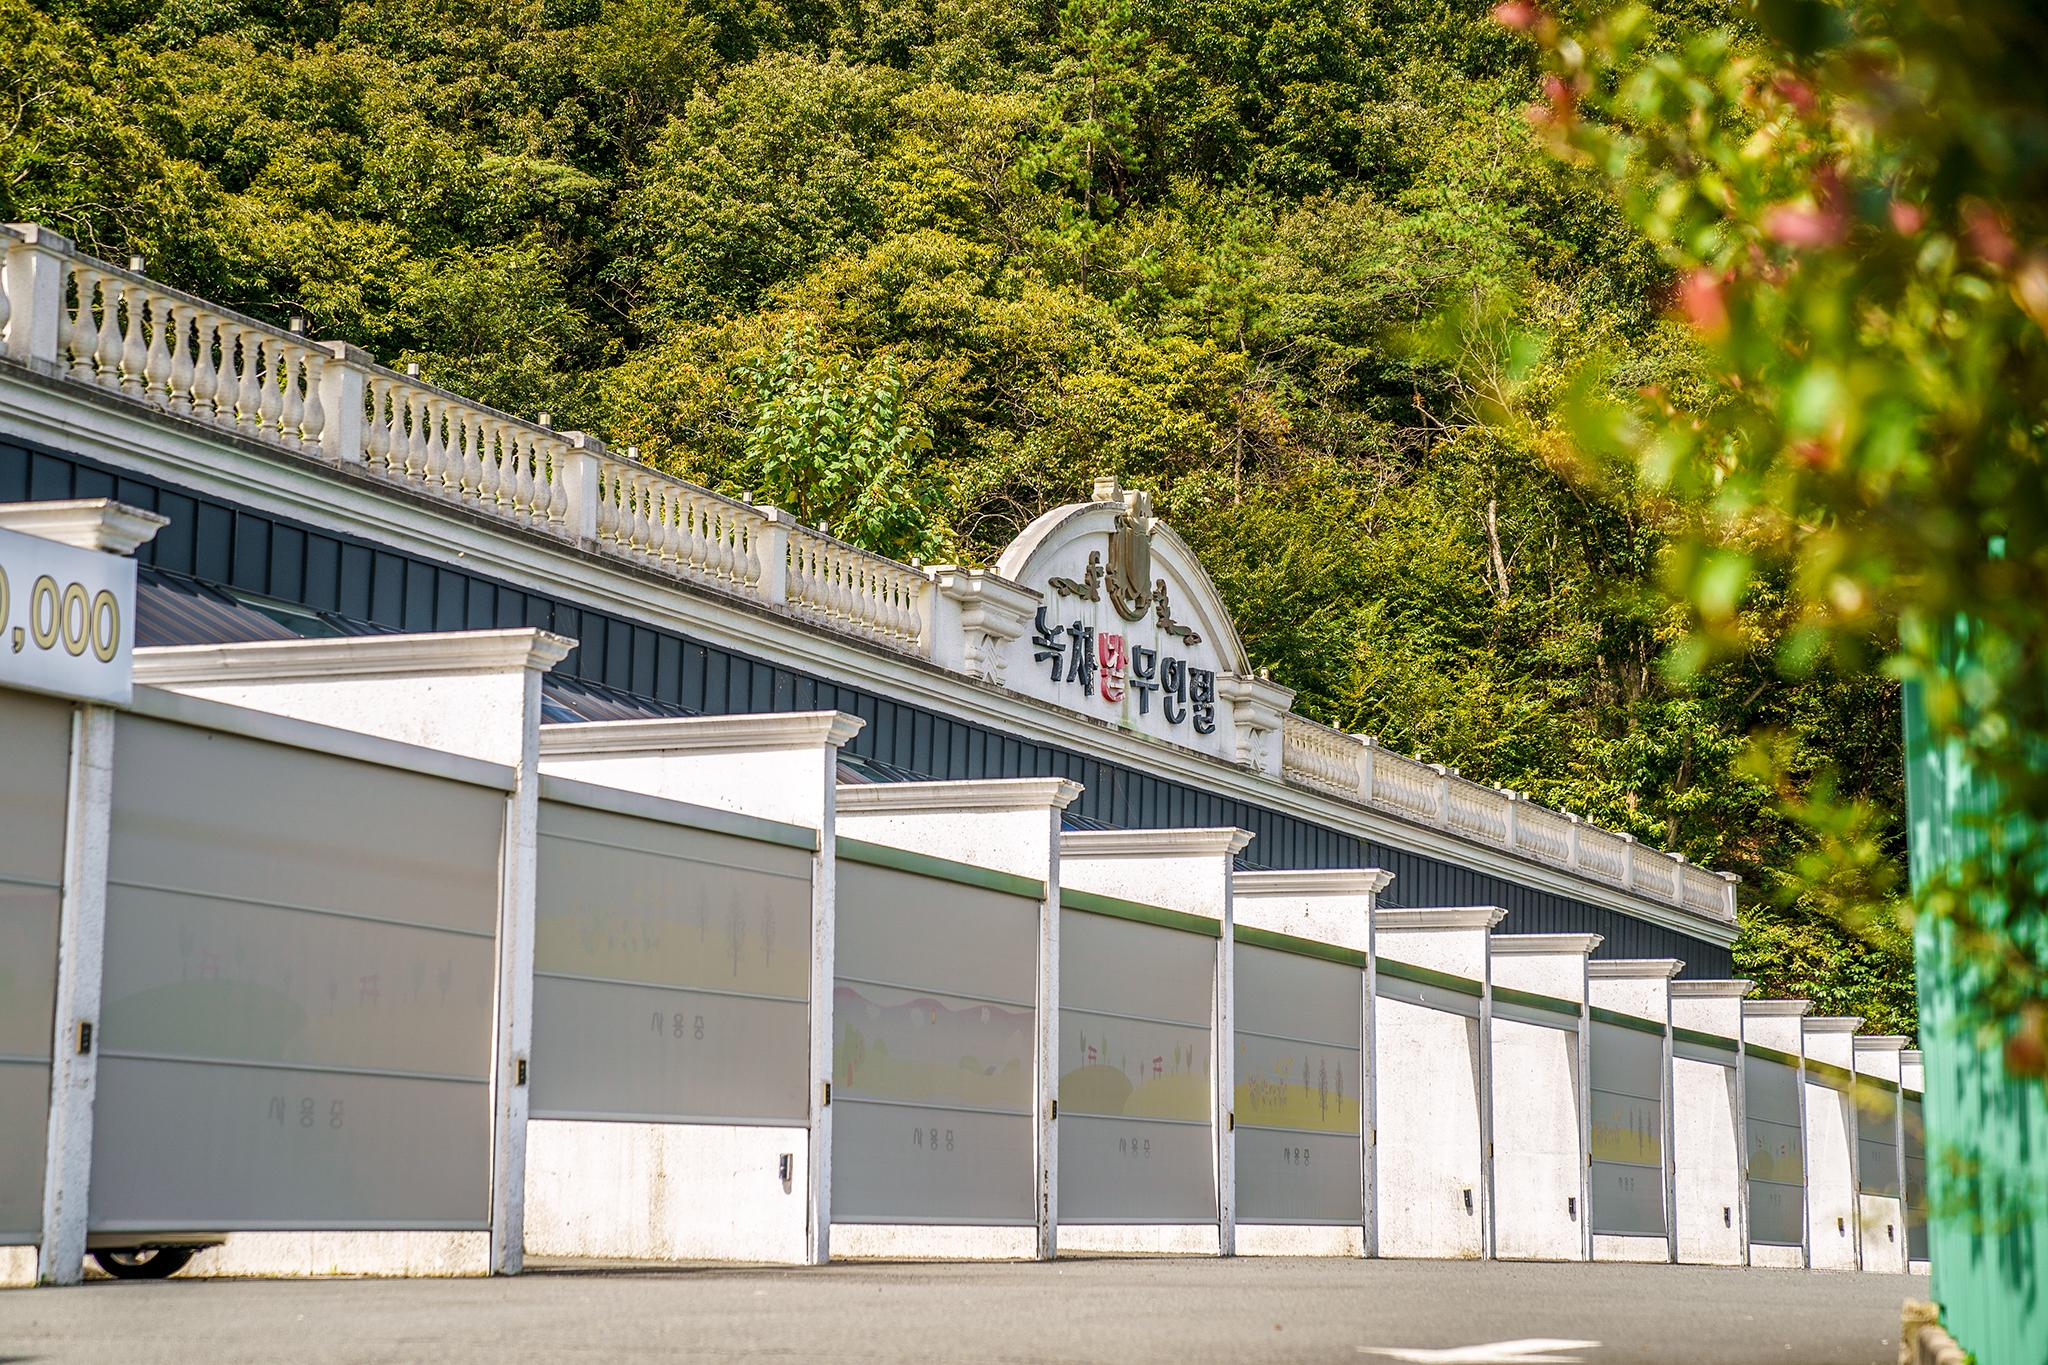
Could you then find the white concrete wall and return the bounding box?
[0,1246,35,1289]
[1234,1225,1364,1257]
[1671,1060,1743,1264]
[132,631,568,1278]
[523,1122,810,1264]
[1488,935,1597,1263]
[1375,998,1486,1258]
[830,777,1078,1262]
[1803,1018,1862,1272]
[1058,829,1247,1258]
[1670,981,1749,1266]
[1854,1037,1907,1274]
[1490,1017,1582,1260]
[1373,909,1501,1260]
[533,712,860,1267]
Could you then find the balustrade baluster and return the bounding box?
[420,394,443,488]
[142,294,174,406]
[459,405,479,494]
[362,381,391,471]
[165,303,195,414]
[115,279,146,393]
[61,268,96,378]
[299,347,326,450]
[279,344,306,446]
[93,275,124,386]
[255,335,284,438]
[187,315,219,420]
[231,326,261,430]
[400,387,426,477]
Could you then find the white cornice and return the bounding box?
[1060,827,1256,859]
[1233,868,1394,898]
[0,369,1740,944]
[1803,1016,1865,1035]
[837,776,1082,813]
[1376,906,1509,933]
[1491,933,1603,956]
[1588,958,1685,980]
[540,710,865,755]
[1743,999,1812,1018]
[0,497,167,554]
[135,628,573,684]
[1900,1049,1921,1064]
[1854,1035,1909,1052]
[1670,979,1755,999]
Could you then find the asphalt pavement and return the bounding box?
[0,1256,1926,1364]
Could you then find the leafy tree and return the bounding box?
[736,328,945,559]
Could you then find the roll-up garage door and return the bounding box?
[0,690,71,1244]
[1589,1014,1666,1237]
[831,845,1042,1225]
[1744,1048,1805,1247]
[1232,938,1363,1225]
[1855,1078,1902,1199]
[91,712,505,1233]
[1059,902,1218,1224]
[531,789,814,1125]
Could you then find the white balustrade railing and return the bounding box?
[0,221,1739,925]
[1281,715,1361,796]
[1684,863,1736,916]
[1631,840,1680,901]
[786,524,929,650]
[0,224,926,656]
[590,450,766,594]
[42,249,334,453]
[1514,801,1574,866]
[1275,712,1737,921]
[1370,748,1442,820]
[358,365,570,534]
[1444,777,1507,841]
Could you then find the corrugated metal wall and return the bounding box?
[1,437,1733,976]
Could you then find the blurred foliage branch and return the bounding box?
[1504,0,2048,1066]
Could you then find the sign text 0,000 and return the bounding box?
[0,523,136,706]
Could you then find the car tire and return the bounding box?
[90,1247,198,1280]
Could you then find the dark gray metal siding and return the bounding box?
[1,436,1734,976]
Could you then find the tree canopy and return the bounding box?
[0,0,1915,1029]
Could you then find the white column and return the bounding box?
[35,704,113,1286]
[1231,869,1390,1259]
[532,711,864,1267]
[1373,906,1506,1260]
[1489,933,1601,1263]
[1669,979,1752,1266]
[134,628,572,1277]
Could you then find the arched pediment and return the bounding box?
[989,477,1283,768]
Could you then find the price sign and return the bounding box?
[0,523,135,705]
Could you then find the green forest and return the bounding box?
[0,0,1915,1029]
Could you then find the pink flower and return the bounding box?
[1492,2,1538,30]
